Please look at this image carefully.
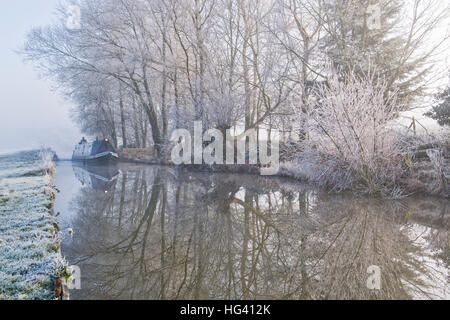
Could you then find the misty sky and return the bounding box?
[0,1,81,158]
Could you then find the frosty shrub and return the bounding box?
[292,70,406,195]
[39,148,56,178]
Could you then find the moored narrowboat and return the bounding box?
[72,137,119,164]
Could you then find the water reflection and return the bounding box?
[72,163,119,191]
[60,165,449,300]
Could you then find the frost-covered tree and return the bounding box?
[21,0,448,158]
[317,0,449,108]
[23,0,172,156]
[284,68,406,195]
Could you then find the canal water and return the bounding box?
[54,161,449,300]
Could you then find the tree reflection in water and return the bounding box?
[63,164,449,300]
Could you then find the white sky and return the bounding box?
[0,1,81,158]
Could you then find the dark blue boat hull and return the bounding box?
[72,151,119,164]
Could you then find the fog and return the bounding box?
[0,1,81,159]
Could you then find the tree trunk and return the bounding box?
[119,87,128,148]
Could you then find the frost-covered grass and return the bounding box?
[0,150,66,300]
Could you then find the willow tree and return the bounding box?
[23,0,169,156]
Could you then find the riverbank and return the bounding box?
[0,150,68,300]
[118,142,449,199]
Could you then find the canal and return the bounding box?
[54,161,449,300]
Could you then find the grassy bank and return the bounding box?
[0,150,67,300]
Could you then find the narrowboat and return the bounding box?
[72,137,119,163]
